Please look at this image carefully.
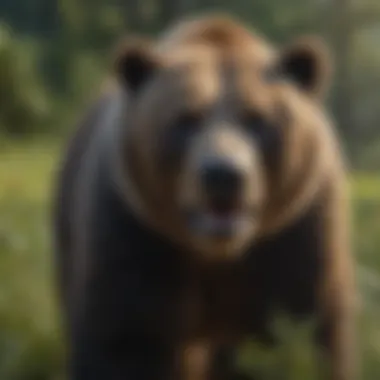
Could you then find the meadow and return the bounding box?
[0,141,379,379]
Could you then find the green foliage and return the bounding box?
[0,142,379,379]
[215,0,319,42]
[0,142,64,379]
[0,24,49,136]
[237,316,320,380]
[0,0,379,169]
[0,0,379,377]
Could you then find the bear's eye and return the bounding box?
[160,112,201,166]
[170,113,201,144]
[241,111,264,127]
[175,113,201,135]
[241,110,282,171]
[241,111,267,134]
[241,111,277,148]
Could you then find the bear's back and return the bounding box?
[52,92,116,310]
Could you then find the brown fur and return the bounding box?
[62,14,357,380]
[115,15,356,379]
[114,16,335,252]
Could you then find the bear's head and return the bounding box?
[113,15,336,262]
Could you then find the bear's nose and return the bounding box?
[200,161,243,200]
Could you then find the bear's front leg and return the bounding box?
[179,341,213,380]
[317,292,357,380]
[316,182,358,380]
[66,249,181,380]
[69,327,177,380]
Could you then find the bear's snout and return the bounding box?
[199,159,243,208]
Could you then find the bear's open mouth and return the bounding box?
[183,205,254,238]
[208,198,239,217]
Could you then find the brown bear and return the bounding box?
[53,14,358,380]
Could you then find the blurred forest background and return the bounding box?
[0,0,379,379]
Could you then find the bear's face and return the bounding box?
[115,16,332,261]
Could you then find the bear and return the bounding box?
[52,14,358,380]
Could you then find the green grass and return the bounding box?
[0,142,379,379]
[351,173,380,201]
[0,142,64,379]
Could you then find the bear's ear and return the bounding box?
[113,36,160,93]
[278,36,332,99]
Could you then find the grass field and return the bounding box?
[0,142,379,379]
